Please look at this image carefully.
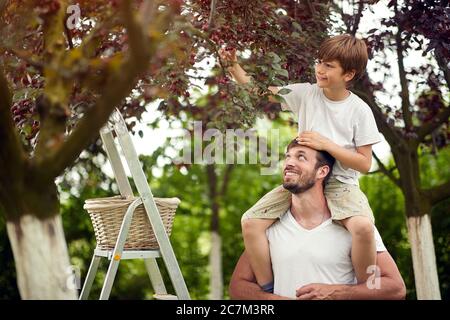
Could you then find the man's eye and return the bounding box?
[298,155,306,160]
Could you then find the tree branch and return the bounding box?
[34,0,73,160]
[416,106,450,142]
[220,164,234,198]
[305,0,316,17]
[330,1,351,33]
[138,0,157,28]
[0,68,26,209]
[394,4,413,131]
[0,0,7,16]
[350,0,364,35]
[36,0,159,181]
[64,18,74,49]
[435,47,450,89]
[372,152,401,188]
[423,180,450,206]
[206,164,220,232]
[4,47,44,72]
[352,82,406,150]
[208,0,217,29]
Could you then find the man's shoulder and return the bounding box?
[266,210,291,234]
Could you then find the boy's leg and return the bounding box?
[241,185,291,289]
[241,218,276,287]
[341,216,376,284]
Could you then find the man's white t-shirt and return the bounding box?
[266,210,387,299]
[279,83,381,185]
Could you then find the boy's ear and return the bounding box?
[344,69,356,82]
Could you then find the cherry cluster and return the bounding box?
[11,98,39,141]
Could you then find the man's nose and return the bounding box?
[284,161,296,170]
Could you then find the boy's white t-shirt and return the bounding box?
[279,83,381,185]
[266,210,387,299]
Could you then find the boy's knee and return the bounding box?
[348,216,374,239]
[241,218,271,237]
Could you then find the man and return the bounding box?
[229,140,406,300]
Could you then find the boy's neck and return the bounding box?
[322,86,350,102]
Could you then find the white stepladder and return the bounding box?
[79,109,190,300]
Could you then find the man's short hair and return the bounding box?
[286,139,335,186]
[318,34,368,85]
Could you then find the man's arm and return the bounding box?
[296,251,406,300]
[229,251,290,300]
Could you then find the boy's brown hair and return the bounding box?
[318,34,368,85]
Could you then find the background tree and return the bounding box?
[332,0,449,299]
[0,0,329,299]
[0,0,193,299]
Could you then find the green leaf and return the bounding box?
[268,52,281,64]
[273,94,287,104]
[277,69,289,78]
[277,88,291,95]
[272,63,282,71]
[292,22,302,32]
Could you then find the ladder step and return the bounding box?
[153,294,178,300]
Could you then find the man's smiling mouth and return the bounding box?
[284,169,300,177]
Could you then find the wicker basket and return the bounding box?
[84,196,180,250]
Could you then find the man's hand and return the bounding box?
[296,131,332,151]
[296,283,341,300]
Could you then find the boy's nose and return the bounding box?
[316,64,324,74]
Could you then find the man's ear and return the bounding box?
[316,165,330,180]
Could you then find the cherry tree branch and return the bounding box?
[0,68,26,208]
[372,151,401,188]
[37,0,161,181]
[394,4,413,131]
[423,181,450,206]
[416,106,450,142]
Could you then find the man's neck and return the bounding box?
[290,184,331,222]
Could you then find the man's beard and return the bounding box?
[283,172,316,194]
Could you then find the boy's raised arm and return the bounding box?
[218,48,280,101]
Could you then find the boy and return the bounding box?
[220,34,381,292]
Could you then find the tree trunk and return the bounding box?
[209,230,223,300]
[6,214,77,299]
[206,164,223,299]
[392,146,441,300]
[406,214,441,300]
